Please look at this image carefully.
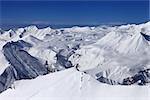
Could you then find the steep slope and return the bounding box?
[0,22,150,95]
[69,31,150,83]
[0,50,10,75]
[0,68,149,100]
[0,41,48,93]
[117,32,150,54]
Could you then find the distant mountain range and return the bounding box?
[0,21,150,99]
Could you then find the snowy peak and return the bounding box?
[92,26,150,55]
[117,32,150,54]
[0,21,150,94]
[24,25,38,32]
[69,22,150,83]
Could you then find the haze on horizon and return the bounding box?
[0,0,149,30]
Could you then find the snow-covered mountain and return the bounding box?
[69,22,150,84]
[0,22,150,99]
[0,68,149,100]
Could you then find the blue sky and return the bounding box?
[0,0,149,28]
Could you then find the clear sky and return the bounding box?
[0,0,149,29]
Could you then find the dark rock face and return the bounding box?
[55,44,80,69]
[141,32,150,41]
[0,41,48,93]
[0,66,16,93]
[97,76,119,85]
[122,69,150,85]
[96,69,150,85]
[3,41,48,79]
[56,50,73,68]
[56,53,72,68]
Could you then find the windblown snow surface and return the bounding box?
[0,22,150,100]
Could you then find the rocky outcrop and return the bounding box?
[141,32,150,41]
[0,41,48,93]
[0,66,16,93]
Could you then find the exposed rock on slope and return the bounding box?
[0,22,150,94]
[69,31,150,84]
[3,41,48,79]
[0,41,48,93]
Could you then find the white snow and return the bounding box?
[0,22,150,99]
[0,68,149,100]
[69,22,150,82]
[0,50,10,75]
[28,47,56,65]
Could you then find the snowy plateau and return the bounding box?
[0,22,150,100]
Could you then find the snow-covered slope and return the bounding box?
[0,68,149,100]
[69,22,150,83]
[0,22,150,98]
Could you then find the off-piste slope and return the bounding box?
[0,22,150,96]
[69,24,150,83]
[0,68,149,100]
